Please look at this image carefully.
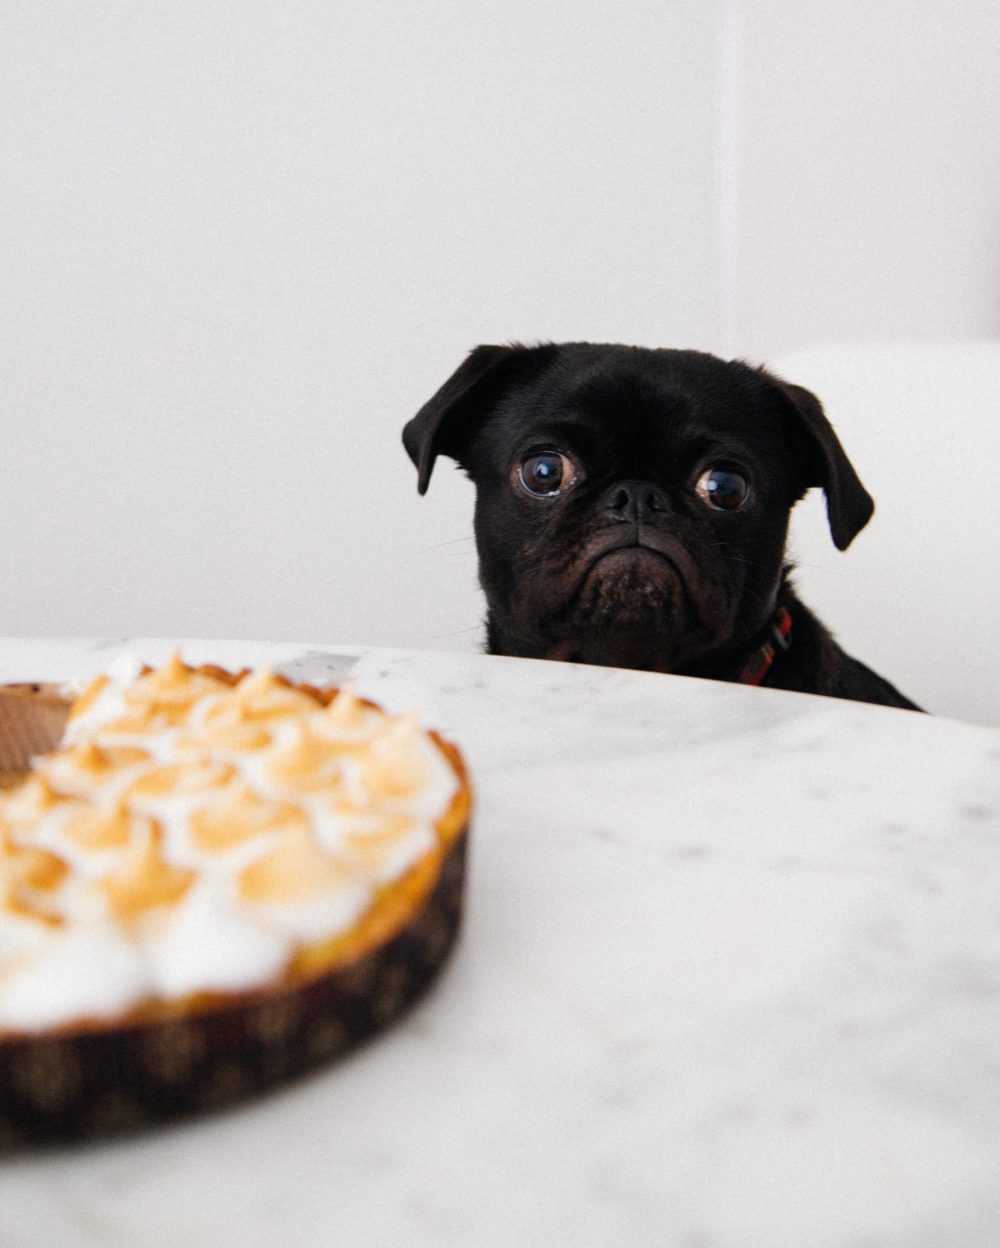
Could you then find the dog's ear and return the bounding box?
[768,375,875,551]
[403,344,550,494]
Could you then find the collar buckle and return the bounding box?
[771,609,792,652]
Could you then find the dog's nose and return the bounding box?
[604,480,671,524]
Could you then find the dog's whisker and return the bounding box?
[421,537,477,552]
[722,554,772,570]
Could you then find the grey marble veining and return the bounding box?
[1,637,999,1247]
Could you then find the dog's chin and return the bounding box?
[549,546,703,671]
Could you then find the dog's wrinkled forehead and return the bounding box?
[478,350,789,476]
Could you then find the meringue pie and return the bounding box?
[0,656,469,1040]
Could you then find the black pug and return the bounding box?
[403,342,920,710]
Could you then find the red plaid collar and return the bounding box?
[737,607,792,686]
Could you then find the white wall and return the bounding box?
[727,0,1000,361]
[0,1,718,647]
[2,2,998,692]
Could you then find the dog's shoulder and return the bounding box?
[769,595,922,712]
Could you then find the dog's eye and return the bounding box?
[695,466,750,511]
[517,451,574,497]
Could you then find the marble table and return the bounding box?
[1,638,999,1248]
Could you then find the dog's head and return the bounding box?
[403,343,873,671]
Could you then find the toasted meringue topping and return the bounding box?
[9,845,70,893]
[237,831,355,906]
[189,788,308,853]
[0,657,460,1031]
[2,775,62,824]
[61,802,133,851]
[265,725,350,793]
[99,824,197,924]
[1,843,70,929]
[126,759,236,800]
[206,669,319,724]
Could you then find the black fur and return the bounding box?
[404,342,920,711]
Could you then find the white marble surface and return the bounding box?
[2,637,1000,1248]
